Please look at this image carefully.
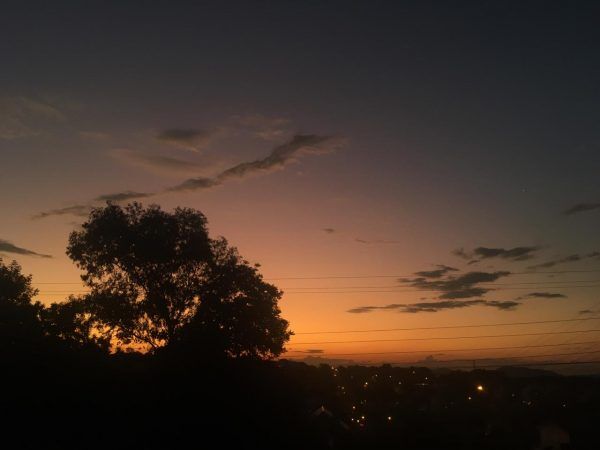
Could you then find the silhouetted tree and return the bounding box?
[65,203,291,357]
[0,258,45,353]
[41,296,111,353]
[173,236,292,358]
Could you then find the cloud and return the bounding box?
[294,349,325,354]
[399,270,511,299]
[322,228,336,234]
[455,246,539,262]
[32,194,148,220]
[528,254,580,269]
[527,252,600,270]
[32,204,92,220]
[453,248,470,259]
[35,134,342,219]
[0,239,52,258]
[415,265,459,279]
[233,114,290,141]
[169,134,340,192]
[347,306,381,314]
[156,128,216,151]
[438,287,490,299]
[111,148,220,176]
[167,176,221,192]
[0,96,65,139]
[355,238,401,245]
[93,191,153,202]
[483,300,520,310]
[518,292,567,299]
[218,134,335,179]
[347,299,519,314]
[401,300,486,313]
[563,203,600,216]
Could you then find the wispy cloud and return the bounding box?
[401,300,487,313]
[355,238,401,245]
[233,114,290,141]
[454,246,539,262]
[35,134,342,219]
[518,292,567,299]
[527,252,600,270]
[484,300,520,310]
[93,191,153,202]
[399,270,511,299]
[348,264,567,315]
[347,306,381,314]
[293,349,325,354]
[32,193,150,220]
[32,204,92,220]
[322,228,336,234]
[111,148,222,176]
[347,299,519,314]
[563,203,600,216]
[0,96,66,139]
[0,239,52,258]
[156,128,216,151]
[415,265,459,279]
[169,134,340,192]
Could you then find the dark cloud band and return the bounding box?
[347,299,519,314]
[0,238,52,258]
[455,246,539,262]
[563,203,600,216]
[35,134,341,219]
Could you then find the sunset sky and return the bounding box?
[2,1,600,366]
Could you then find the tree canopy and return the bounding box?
[65,202,291,358]
[0,258,45,353]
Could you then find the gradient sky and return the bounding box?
[2,1,600,366]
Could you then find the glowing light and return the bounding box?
[387,416,392,421]
[476,385,484,392]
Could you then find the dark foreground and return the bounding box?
[3,351,600,449]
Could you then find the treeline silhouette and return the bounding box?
[2,203,599,449]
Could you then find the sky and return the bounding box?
[1,1,600,367]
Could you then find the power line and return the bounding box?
[29,269,600,284]
[285,339,600,357]
[291,328,600,345]
[35,283,600,294]
[264,270,600,280]
[280,285,600,294]
[283,279,600,289]
[510,299,600,362]
[292,317,600,335]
